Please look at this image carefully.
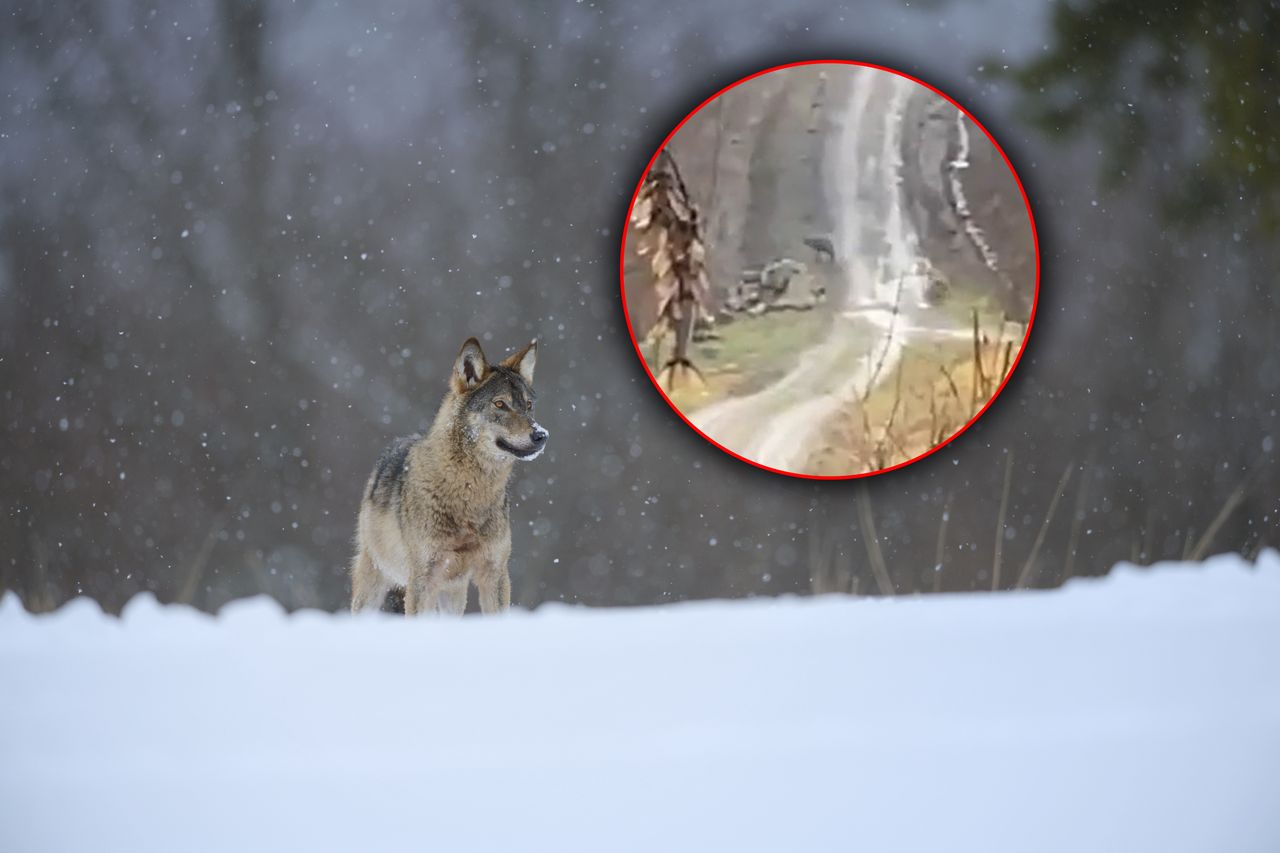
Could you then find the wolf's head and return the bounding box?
[449,337,548,463]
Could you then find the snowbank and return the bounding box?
[3,553,1279,853]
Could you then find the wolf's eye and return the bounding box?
[493,399,508,410]
[525,401,532,411]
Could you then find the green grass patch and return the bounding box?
[649,309,829,412]
[935,279,1007,328]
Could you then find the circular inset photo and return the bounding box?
[621,61,1038,479]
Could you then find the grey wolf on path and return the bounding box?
[803,235,835,263]
[349,337,548,616]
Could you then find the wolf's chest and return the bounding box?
[428,501,506,549]
[448,533,482,553]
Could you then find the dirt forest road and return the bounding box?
[691,68,971,474]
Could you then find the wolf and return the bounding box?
[803,235,835,263]
[349,337,547,616]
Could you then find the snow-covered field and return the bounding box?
[3,553,1279,853]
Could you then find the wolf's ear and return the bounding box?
[501,338,537,385]
[452,338,489,392]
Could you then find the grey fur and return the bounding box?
[367,434,418,509]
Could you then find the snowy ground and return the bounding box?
[3,553,1279,853]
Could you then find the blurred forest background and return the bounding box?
[2,0,1277,612]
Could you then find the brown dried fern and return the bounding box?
[630,149,713,390]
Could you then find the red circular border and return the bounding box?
[619,60,1041,481]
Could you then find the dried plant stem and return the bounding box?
[808,522,842,594]
[1015,462,1073,589]
[856,485,894,596]
[808,522,826,593]
[177,513,226,605]
[877,361,910,463]
[28,532,54,612]
[1063,454,1094,582]
[1141,505,1157,564]
[861,274,905,401]
[987,318,1003,379]
[1190,479,1249,561]
[970,309,985,410]
[928,385,942,444]
[939,364,963,403]
[933,492,953,593]
[992,449,1014,590]
[1182,527,1197,560]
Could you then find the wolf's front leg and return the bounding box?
[350,549,392,613]
[435,581,468,616]
[404,556,445,616]
[475,566,511,614]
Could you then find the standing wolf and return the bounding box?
[350,337,547,615]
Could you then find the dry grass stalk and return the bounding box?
[808,522,844,594]
[939,363,963,404]
[177,513,226,605]
[1015,462,1074,589]
[933,492,954,593]
[875,361,911,462]
[986,316,1006,382]
[928,385,946,445]
[1000,340,1015,383]
[1063,453,1094,582]
[859,408,876,470]
[992,449,1014,590]
[861,273,906,401]
[1190,478,1250,560]
[1141,505,1157,564]
[826,314,1025,477]
[808,521,827,593]
[885,429,911,463]
[27,531,56,613]
[856,484,895,596]
[970,309,985,411]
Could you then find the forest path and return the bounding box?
[691,70,969,474]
